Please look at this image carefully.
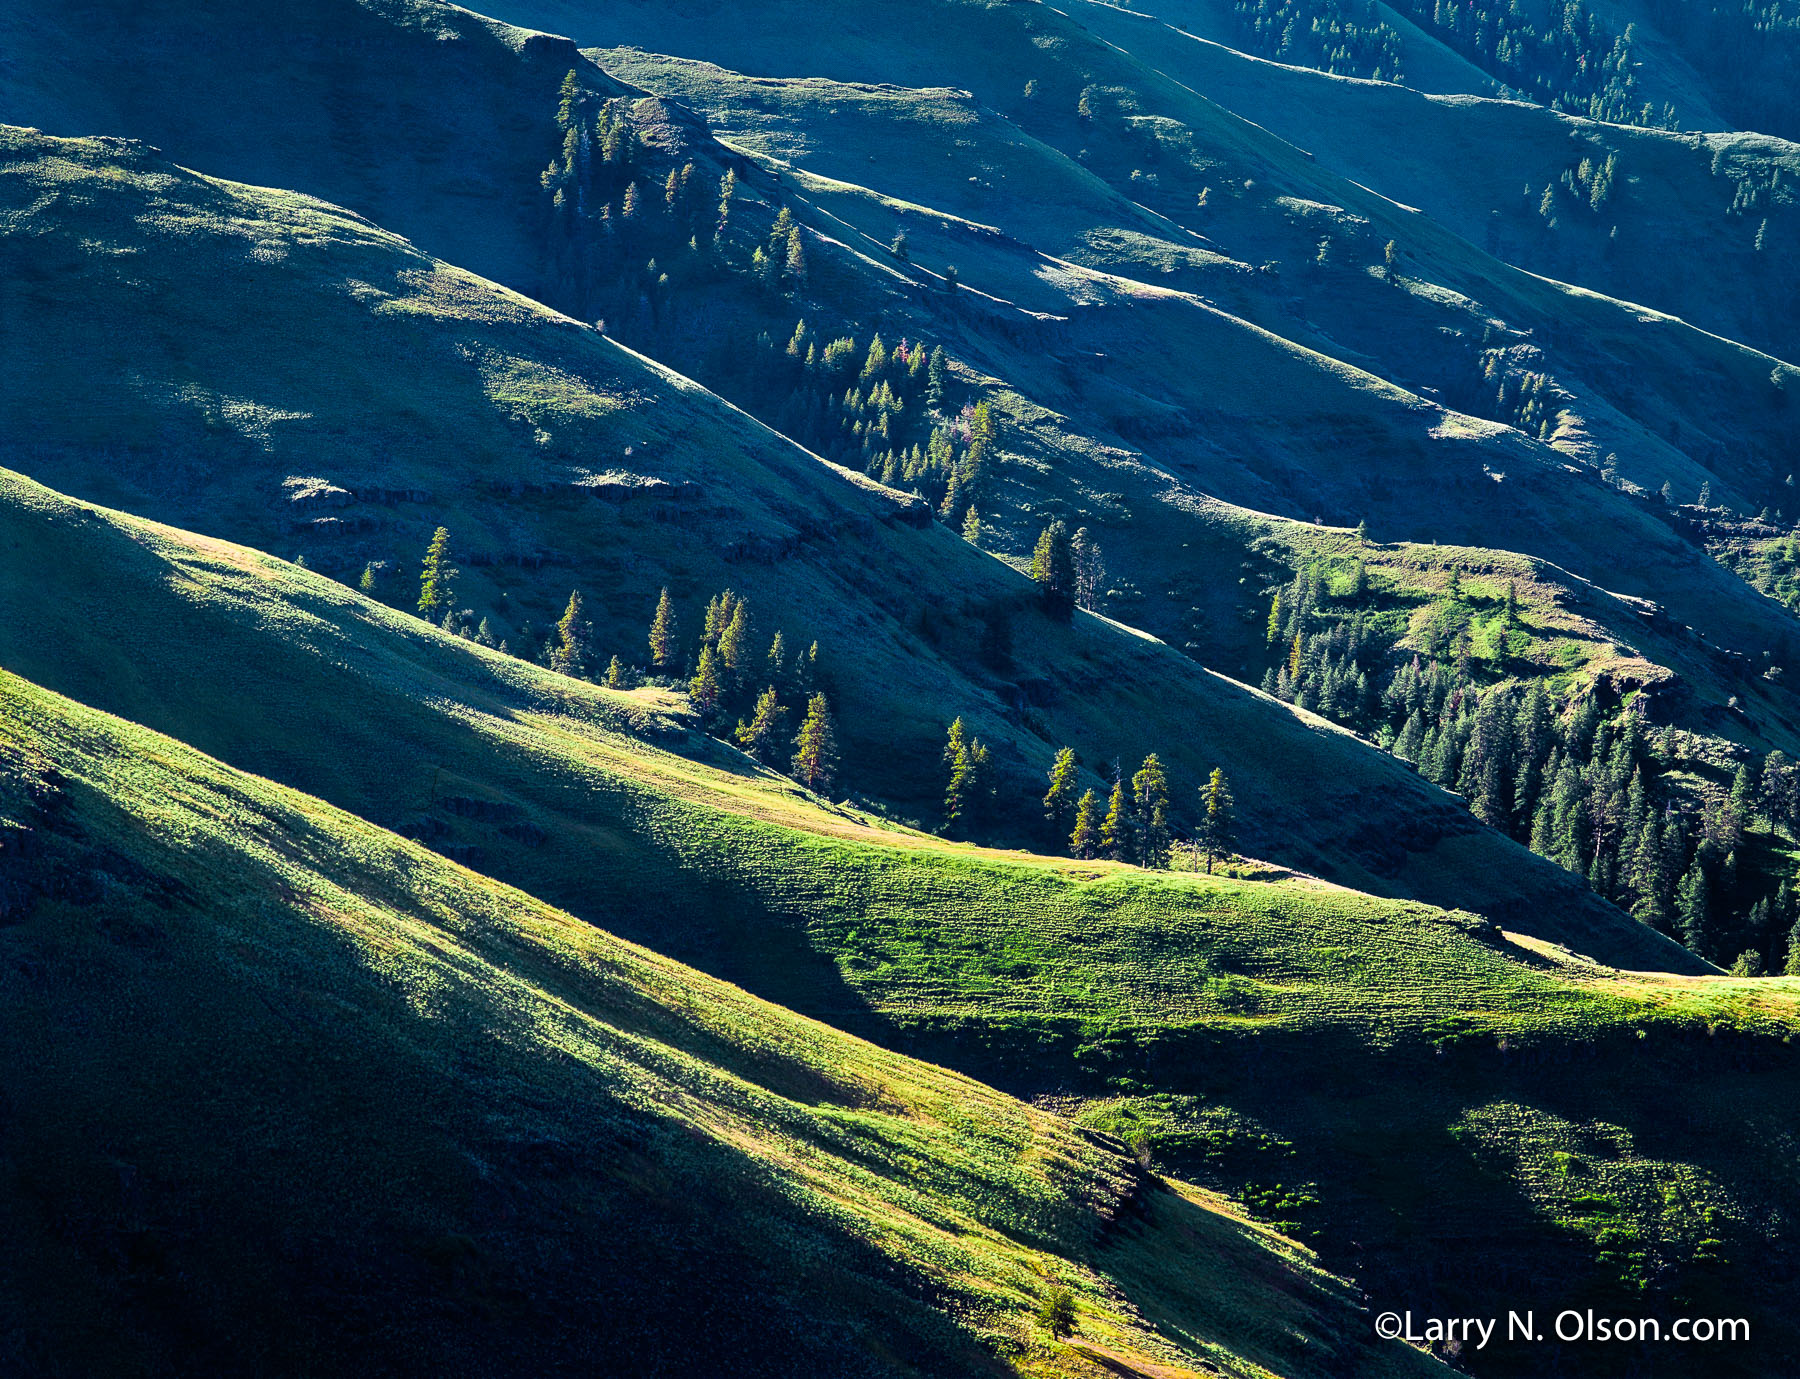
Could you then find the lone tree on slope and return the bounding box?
[1198,767,1236,874]
[417,526,456,622]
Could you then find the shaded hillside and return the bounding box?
[1055,1,1800,363]
[9,0,1799,656]
[0,128,1678,944]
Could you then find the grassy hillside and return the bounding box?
[1055,1,1800,364]
[564,12,1800,657]
[6,504,1799,1374]
[0,127,1668,944]
[0,667,1452,1379]
[10,0,1799,647]
[12,2,1800,802]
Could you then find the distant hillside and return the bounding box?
[1058,0,1800,365]
[0,128,1672,948]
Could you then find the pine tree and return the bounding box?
[358,563,378,596]
[1044,747,1080,843]
[736,686,789,763]
[417,526,455,621]
[1678,861,1712,959]
[961,506,982,544]
[648,588,678,671]
[719,601,753,684]
[926,347,947,409]
[766,630,789,690]
[605,655,628,689]
[1071,527,1105,611]
[791,694,840,793]
[1070,789,1101,859]
[785,226,807,289]
[1199,768,1236,874]
[944,727,989,835]
[1031,520,1075,613]
[1100,778,1133,862]
[716,167,736,235]
[551,590,591,677]
[1132,754,1171,867]
[556,69,581,131]
[689,643,724,715]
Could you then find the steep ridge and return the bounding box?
[8,0,1799,653]
[1057,0,1800,363]
[0,128,1674,946]
[584,43,1800,700]
[0,668,1444,1379]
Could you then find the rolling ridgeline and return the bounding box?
[5,0,1800,1374]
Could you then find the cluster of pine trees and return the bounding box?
[1397,0,1677,127]
[743,321,990,516]
[1259,555,1800,970]
[531,71,1020,551]
[1230,0,1405,82]
[1474,351,1564,440]
[1029,520,1107,614]
[942,731,1237,870]
[393,525,843,794]
[1530,151,1619,229]
[673,588,840,792]
[538,72,730,324]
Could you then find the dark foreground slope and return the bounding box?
[0,668,1446,1379]
[0,127,1668,954]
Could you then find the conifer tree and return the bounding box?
[736,686,789,764]
[791,693,840,793]
[1100,778,1133,862]
[1071,527,1105,611]
[942,718,989,834]
[605,655,628,689]
[417,526,455,622]
[719,601,753,684]
[551,590,591,677]
[1044,747,1080,842]
[556,70,582,131]
[785,227,807,289]
[358,563,378,596]
[689,643,724,715]
[1678,861,1712,959]
[962,507,982,544]
[1132,753,1171,867]
[1199,768,1235,874]
[766,630,789,689]
[1031,520,1075,613]
[648,588,678,670]
[927,346,948,409]
[1070,789,1101,859]
[716,168,736,236]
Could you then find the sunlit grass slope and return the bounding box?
[0,669,1449,1379]
[6,485,1799,1374]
